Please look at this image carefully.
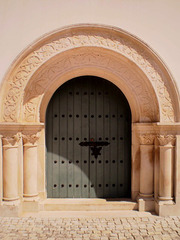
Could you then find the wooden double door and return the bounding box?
[46,76,131,198]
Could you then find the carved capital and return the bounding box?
[157,135,175,146]
[23,132,40,146]
[139,134,155,145]
[2,133,21,147]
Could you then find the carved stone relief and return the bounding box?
[23,50,157,122]
[22,132,40,146]
[139,134,155,145]
[157,135,176,146]
[1,26,177,123]
[2,133,21,147]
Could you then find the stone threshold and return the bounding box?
[39,198,138,211]
[21,210,155,218]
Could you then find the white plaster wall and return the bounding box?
[0,0,180,91]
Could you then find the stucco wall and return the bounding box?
[0,0,180,92]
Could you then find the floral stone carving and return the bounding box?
[1,25,177,123]
[22,132,40,146]
[139,134,155,145]
[2,133,21,147]
[157,135,176,146]
[23,50,157,122]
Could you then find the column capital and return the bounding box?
[157,135,175,146]
[139,134,155,145]
[22,132,40,146]
[2,133,21,147]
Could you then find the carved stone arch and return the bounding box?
[0,24,179,123]
[1,24,180,216]
[24,47,159,123]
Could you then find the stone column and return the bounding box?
[2,134,21,201]
[139,134,155,199]
[0,135,2,204]
[23,133,40,199]
[157,135,175,203]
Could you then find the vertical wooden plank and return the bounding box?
[124,103,131,197]
[73,81,82,198]
[59,86,68,198]
[109,91,118,198]
[52,90,60,198]
[117,95,125,197]
[89,78,97,198]
[81,78,90,198]
[67,82,74,198]
[103,82,110,198]
[46,100,53,197]
[96,80,104,197]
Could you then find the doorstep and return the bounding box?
[39,198,138,211]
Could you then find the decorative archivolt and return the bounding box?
[1,25,179,123]
[23,49,158,122]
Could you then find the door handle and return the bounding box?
[79,141,109,159]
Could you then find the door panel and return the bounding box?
[73,83,82,198]
[52,92,60,198]
[59,90,68,197]
[81,81,89,198]
[96,82,104,198]
[46,76,131,198]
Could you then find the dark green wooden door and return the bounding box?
[46,76,131,198]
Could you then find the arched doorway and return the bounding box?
[0,24,179,216]
[46,76,131,198]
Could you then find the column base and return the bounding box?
[138,197,155,212]
[22,197,39,213]
[155,200,179,216]
[158,197,174,205]
[3,196,19,201]
[23,193,38,197]
[23,195,39,202]
[138,192,154,200]
[158,196,173,201]
[0,199,22,217]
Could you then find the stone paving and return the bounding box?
[0,213,180,240]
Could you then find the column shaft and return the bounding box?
[158,135,175,202]
[23,145,38,197]
[23,133,39,198]
[140,145,154,198]
[159,146,173,200]
[2,136,20,201]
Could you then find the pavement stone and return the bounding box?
[0,215,180,239]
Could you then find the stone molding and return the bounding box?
[1,25,179,123]
[139,134,155,145]
[157,135,176,146]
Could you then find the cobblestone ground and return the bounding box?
[0,215,180,240]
